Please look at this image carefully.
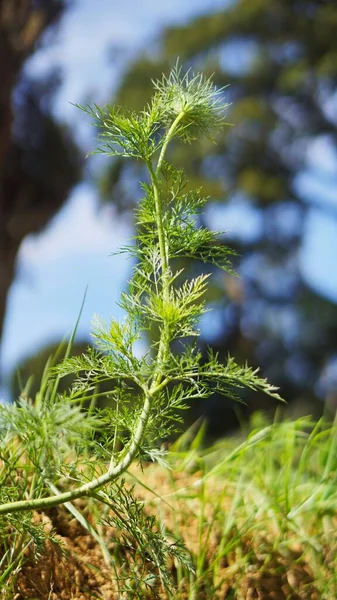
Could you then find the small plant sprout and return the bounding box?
[0,62,281,594]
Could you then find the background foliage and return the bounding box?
[0,0,80,343]
[99,0,337,430]
[2,0,337,435]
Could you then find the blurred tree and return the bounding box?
[0,1,80,351]
[100,0,337,428]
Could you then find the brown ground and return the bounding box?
[4,466,322,599]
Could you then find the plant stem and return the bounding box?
[0,391,152,515]
[157,111,186,173]
[148,111,186,388]
[0,111,185,517]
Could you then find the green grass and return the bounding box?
[128,413,337,599]
[1,410,337,598]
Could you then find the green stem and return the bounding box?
[147,111,186,387]
[0,391,152,515]
[147,160,170,302]
[0,112,185,517]
[157,111,186,173]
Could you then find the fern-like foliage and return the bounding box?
[0,63,281,596]
[97,481,194,598]
[62,63,281,462]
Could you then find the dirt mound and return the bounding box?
[14,509,116,600]
[4,467,321,599]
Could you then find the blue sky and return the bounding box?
[1,0,337,397]
[0,0,231,391]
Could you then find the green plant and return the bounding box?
[0,64,280,595]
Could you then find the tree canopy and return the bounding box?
[0,0,80,359]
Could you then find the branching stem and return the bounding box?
[0,391,152,515]
[148,111,186,388]
[0,69,278,527]
[0,113,185,517]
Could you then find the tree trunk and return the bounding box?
[0,1,80,380]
